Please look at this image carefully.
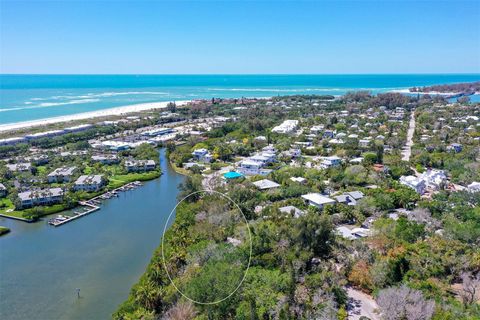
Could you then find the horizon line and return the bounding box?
[1,73,480,76]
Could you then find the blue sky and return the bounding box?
[1,0,479,74]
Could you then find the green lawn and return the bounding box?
[108,170,162,189]
[0,170,161,221]
[0,198,16,216]
[0,203,73,221]
[0,226,10,236]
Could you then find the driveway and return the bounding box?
[346,287,380,320]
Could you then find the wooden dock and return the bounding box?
[48,181,142,227]
[49,202,100,227]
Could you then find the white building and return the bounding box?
[319,156,342,169]
[253,179,280,190]
[125,159,157,172]
[47,167,77,183]
[91,154,120,165]
[421,169,448,190]
[272,120,299,134]
[18,188,64,208]
[192,148,213,163]
[6,163,31,172]
[74,175,105,192]
[400,176,426,194]
[237,159,263,176]
[301,193,336,209]
[100,140,130,151]
[142,127,174,137]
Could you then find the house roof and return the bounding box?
[335,226,357,240]
[279,206,304,218]
[75,175,104,185]
[18,188,64,201]
[253,179,280,190]
[347,191,364,200]
[290,177,306,183]
[48,166,77,177]
[302,193,336,206]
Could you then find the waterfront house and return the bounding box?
[74,175,106,192]
[91,154,120,165]
[400,176,426,194]
[47,167,77,183]
[18,188,64,208]
[125,159,156,172]
[301,193,336,209]
[0,183,7,198]
[192,148,213,163]
[253,179,280,190]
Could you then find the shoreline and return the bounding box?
[392,88,479,96]
[0,100,190,133]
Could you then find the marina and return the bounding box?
[0,149,185,320]
[47,181,144,227]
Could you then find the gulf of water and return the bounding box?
[1,74,479,125]
[0,149,185,320]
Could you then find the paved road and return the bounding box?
[346,287,380,320]
[402,111,416,162]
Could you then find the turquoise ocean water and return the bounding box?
[1,74,479,125]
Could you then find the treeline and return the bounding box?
[410,81,480,94]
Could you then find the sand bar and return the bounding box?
[0,100,190,133]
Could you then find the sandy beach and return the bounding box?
[0,100,190,133]
[391,88,461,96]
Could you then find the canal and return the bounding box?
[0,149,184,320]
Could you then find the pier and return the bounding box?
[48,181,143,227]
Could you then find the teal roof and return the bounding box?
[223,171,243,179]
